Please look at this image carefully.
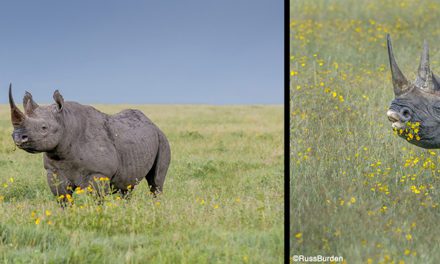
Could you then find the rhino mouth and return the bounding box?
[16,143,39,154]
[23,148,39,154]
[387,110,407,130]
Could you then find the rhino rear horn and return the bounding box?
[8,84,25,127]
[416,40,440,93]
[387,34,410,96]
[23,91,39,116]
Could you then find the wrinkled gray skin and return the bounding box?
[9,85,171,200]
[386,34,440,149]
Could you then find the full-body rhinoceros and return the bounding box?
[8,84,171,199]
[386,34,440,149]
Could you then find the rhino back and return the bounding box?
[107,109,160,189]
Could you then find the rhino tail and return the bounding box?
[146,130,171,195]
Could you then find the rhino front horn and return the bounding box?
[387,34,410,96]
[9,83,25,127]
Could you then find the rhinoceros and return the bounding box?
[386,34,440,149]
[8,84,171,199]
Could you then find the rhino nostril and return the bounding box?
[21,135,28,142]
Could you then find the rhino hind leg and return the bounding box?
[146,130,171,195]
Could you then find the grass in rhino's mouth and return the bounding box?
[393,121,421,141]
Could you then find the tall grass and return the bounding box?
[0,104,283,263]
[291,0,440,262]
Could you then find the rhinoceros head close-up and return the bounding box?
[386,34,440,149]
[9,84,65,153]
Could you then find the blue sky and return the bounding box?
[0,1,283,104]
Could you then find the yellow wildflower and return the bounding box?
[66,194,73,203]
[75,187,85,194]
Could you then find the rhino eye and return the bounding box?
[41,125,47,130]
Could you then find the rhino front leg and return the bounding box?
[47,170,74,205]
[83,174,113,197]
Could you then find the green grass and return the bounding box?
[0,104,283,263]
[291,0,440,263]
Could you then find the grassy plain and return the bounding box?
[291,0,440,263]
[0,104,283,263]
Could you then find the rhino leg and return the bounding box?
[85,174,113,197]
[46,170,74,206]
[146,130,171,195]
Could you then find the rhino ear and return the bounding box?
[53,90,64,112]
[23,91,39,116]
